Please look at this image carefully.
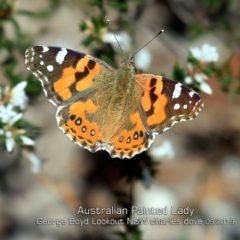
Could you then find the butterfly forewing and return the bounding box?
[136,74,203,133]
[25,46,114,106]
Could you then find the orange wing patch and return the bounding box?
[136,74,203,133]
[109,111,154,158]
[25,46,110,106]
[136,74,168,127]
[53,57,102,101]
[53,67,76,101]
[57,100,103,151]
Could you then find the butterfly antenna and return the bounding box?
[131,29,164,60]
[107,20,126,59]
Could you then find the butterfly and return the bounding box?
[25,46,203,159]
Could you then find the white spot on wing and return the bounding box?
[37,70,42,75]
[47,65,54,72]
[56,48,68,65]
[189,91,195,97]
[42,46,49,52]
[172,83,182,99]
[173,103,180,110]
[183,104,188,109]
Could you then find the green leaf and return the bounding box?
[188,22,206,38]
[121,228,143,240]
[202,67,214,77]
[79,20,88,31]
[81,35,94,47]
[89,0,104,8]
[91,15,106,33]
[172,63,185,83]
[219,76,232,89]
[107,2,128,12]
[187,52,200,66]
[17,0,60,18]
[25,75,42,97]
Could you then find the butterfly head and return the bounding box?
[120,54,137,72]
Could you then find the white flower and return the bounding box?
[10,81,28,110]
[25,151,41,173]
[221,156,240,180]
[1,129,35,152]
[0,103,20,124]
[194,73,206,83]
[20,135,35,146]
[0,82,34,153]
[190,44,219,62]
[9,112,23,125]
[184,73,212,95]
[134,48,152,70]
[102,31,131,52]
[190,47,201,60]
[150,140,174,159]
[5,130,15,152]
[4,132,35,152]
[199,81,212,95]
[134,183,177,220]
[184,76,193,84]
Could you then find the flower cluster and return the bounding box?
[190,44,219,63]
[0,81,35,152]
[183,44,219,94]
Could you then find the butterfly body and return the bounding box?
[25,46,203,159]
